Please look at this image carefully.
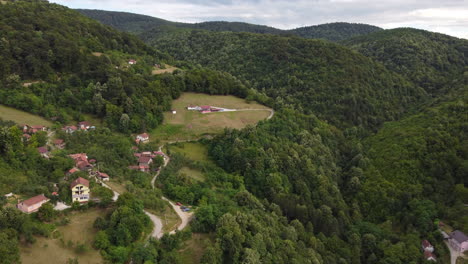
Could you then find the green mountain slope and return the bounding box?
[77,9,380,41]
[342,28,468,95]
[291,22,382,41]
[142,29,426,130]
[359,87,468,232]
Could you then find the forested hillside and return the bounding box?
[343,28,468,95]
[142,29,426,130]
[291,22,382,41]
[77,9,380,41]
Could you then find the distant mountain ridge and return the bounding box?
[76,9,382,41]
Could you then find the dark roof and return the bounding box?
[70,177,89,188]
[20,194,49,206]
[450,230,468,243]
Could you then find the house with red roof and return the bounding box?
[23,133,31,141]
[128,59,137,65]
[423,251,437,262]
[96,171,110,181]
[70,177,90,203]
[38,146,49,158]
[17,194,50,213]
[54,139,65,149]
[421,240,434,252]
[69,153,93,171]
[66,167,79,176]
[62,125,78,134]
[136,133,149,143]
[78,121,91,130]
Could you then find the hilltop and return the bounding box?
[343,28,468,95]
[77,9,380,41]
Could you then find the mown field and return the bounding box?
[20,208,106,264]
[0,104,53,126]
[151,93,271,142]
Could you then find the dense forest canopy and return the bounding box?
[343,28,468,95]
[77,9,381,42]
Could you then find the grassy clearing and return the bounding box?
[20,208,107,264]
[81,114,103,126]
[0,105,53,126]
[179,233,214,264]
[152,64,178,75]
[179,167,205,182]
[170,142,211,163]
[105,181,128,195]
[151,93,270,142]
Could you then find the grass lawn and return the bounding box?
[179,167,205,182]
[150,93,271,142]
[20,208,107,264]
[170,142,211,163]
[0,105,53,126]
[179,233,214,264]
[105,180,128,195]
[81,114,103,126]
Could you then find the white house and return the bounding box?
[136,133,149,143]
[449,230,468,253]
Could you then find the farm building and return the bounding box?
[17,194,50,213]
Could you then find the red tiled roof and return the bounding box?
[422,240,432,248]
[38,146,48,153]
[68,168,79,174]
[70,177,89,188]
[424,251,436,259]
[52,192,58,196]
[69,153,87,161]
[128,165,140,170]
[54,139,64,145]
[20,194,49,206]
[76,160,91,169]
[30,125,45,129]
[154,151,165,156]
[97,171,109,178]
[23,134,31,138]
[138,156,152,164]
[78,121,91,126]
[138,133,149,138]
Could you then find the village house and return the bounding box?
[78,121,92,131]
[423,251,437,262]
[17,194,50,213]
[54,139,65,149]
[69,153,93,171]
[449,230,468,253]
[421,240,434,252]
[136,133,149,144]
[62,125,78,134]
[70,177,90,203]
[128,59,137,65]
[22,133,31,141]
[30,125,47,133]
[38,146,49,158]
[96,171,110,181]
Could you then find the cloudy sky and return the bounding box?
[50,0,468,39]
